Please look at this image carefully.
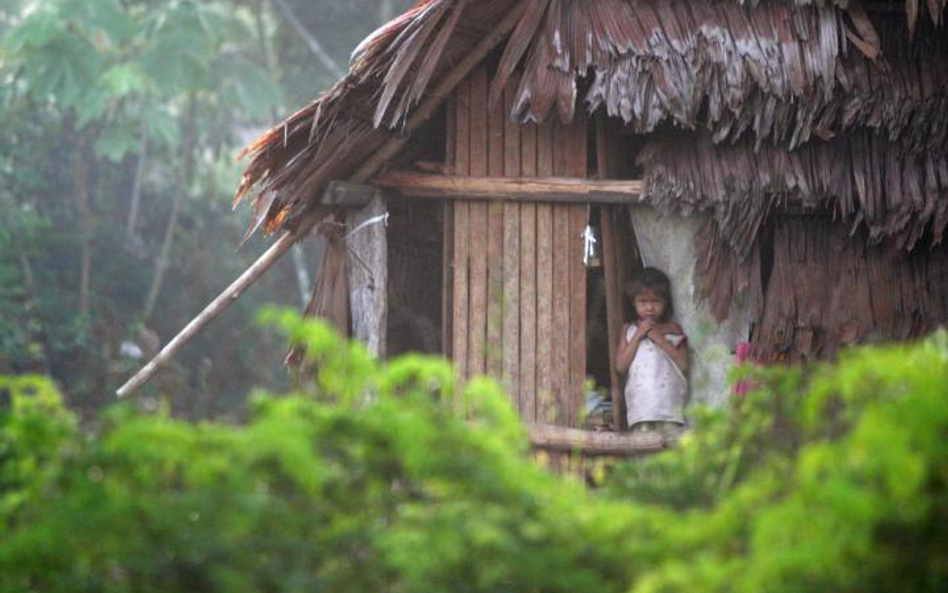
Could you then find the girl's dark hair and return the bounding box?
[624,267,674,321]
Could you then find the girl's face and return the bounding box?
[633,289,666,321]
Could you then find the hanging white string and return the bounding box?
[582,223,597,267]
[345,211,389,238]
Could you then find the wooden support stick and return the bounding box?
[526,423,682,456]
[117,230,298,397]
[116,0,528,397]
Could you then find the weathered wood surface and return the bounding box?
[551,200,570,425]
[441,97,455,358]
[446,69,588,428]
[346,193,387,357]
[526,423,682,455]
[452,79,471,380]
[535,120,555,424]
[600,207,625,430]
[468,67,489,378]
[486,79,505,379]
[375,171,643,204]
[597,114,629,431]
[502,78,521,407]
[519,120,538,422]
[565,115,588,428]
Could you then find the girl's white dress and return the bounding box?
[624,324,688,427]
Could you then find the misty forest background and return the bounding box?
[0,0,417,417]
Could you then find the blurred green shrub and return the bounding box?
[0,313,945,593]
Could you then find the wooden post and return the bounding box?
[597,114,627,431]
[519,120,538,422]
[346,192,387,357]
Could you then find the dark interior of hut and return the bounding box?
[386,196,444,357]
[384,107,448,358]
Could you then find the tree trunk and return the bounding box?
[72,137,93,318]
[125,119,149,246]
[143,95,197,320]
[18,253,52,373]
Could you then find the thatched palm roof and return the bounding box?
[235,0,948,248]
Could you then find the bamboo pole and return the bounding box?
[116,0,528,397]
[117,231,298,397]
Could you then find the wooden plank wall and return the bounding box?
[448,65,588,428]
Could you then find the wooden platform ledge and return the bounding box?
[375,171,643,204]
[526,423,684,456]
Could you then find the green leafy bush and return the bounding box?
[1,313,945,593]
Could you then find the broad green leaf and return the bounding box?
[93,125,138,162]
[142,104,180,148]
[102,63,146,97]
[73,84,109,126]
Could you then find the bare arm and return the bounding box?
[614,321,652,374]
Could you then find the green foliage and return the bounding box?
[1,314,946,593]
[0,0,298,405]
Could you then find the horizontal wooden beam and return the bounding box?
[525,423,682,456]
[375,171,643,204]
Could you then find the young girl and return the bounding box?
[614,267,689,431]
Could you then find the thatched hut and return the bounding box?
[141,0,948,458]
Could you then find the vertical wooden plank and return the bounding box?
[597,114,626,430]
[568,202,586,427]
[567,113,588,427]
[468,66,489,377]
[536,118,556,423]
[502,77,521,408]
[550,117,582,426]
[442,95,456,358]
[486,72,505,380]
[443,203,454,358]
[551,199,571,425]
[452,80,471,381]
[520,120,538,422]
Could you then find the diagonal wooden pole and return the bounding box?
[116,0,528,398]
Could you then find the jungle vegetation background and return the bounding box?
[0,0,415,418]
